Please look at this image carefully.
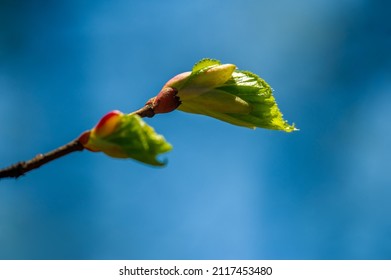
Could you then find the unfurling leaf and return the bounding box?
[161,58,296,131]
[79,111,172,166]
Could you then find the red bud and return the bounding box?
[150,87,181,114]
[94,110,123,137]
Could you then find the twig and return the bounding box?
[133,104,155,118]
[0,139,84,179]
[0,104,155,180]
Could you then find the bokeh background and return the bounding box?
[1,0,390,259]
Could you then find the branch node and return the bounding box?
[134,104,155,118]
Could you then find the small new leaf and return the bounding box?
[192,58,221,72]
[79,111,172,166]
[163,58,296,131]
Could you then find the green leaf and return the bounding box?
[192,58,221,72]
[179,62,236,100]
[176,58,296,132]
[81,111,172,166]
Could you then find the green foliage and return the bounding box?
[80,111,172,166]
[192,58,221,72]
[80,59,296,166]
[168,58,296,131]
[0,58,297,179]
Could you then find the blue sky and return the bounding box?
[1,0,390,259]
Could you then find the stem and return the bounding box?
[0,139,84,179]
[0,105,156,180]
[133,104,155,118]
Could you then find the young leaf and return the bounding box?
[161,58,296,131]
[79,111,172,166]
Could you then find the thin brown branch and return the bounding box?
[0,139,84,179]
[0,105,157,180]
[132,104,155,118]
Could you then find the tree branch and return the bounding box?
[0,139,84,179]
[0,104,156,180]
[133,104,155,118]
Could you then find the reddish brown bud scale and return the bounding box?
[149,87,181,114]
[78,130,98,151]
[78,131,90,145]
[145,97,155,106]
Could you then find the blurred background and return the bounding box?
[1,0,390,259]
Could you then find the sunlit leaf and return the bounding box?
[79,111,172,166]
[162,58,296,131]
